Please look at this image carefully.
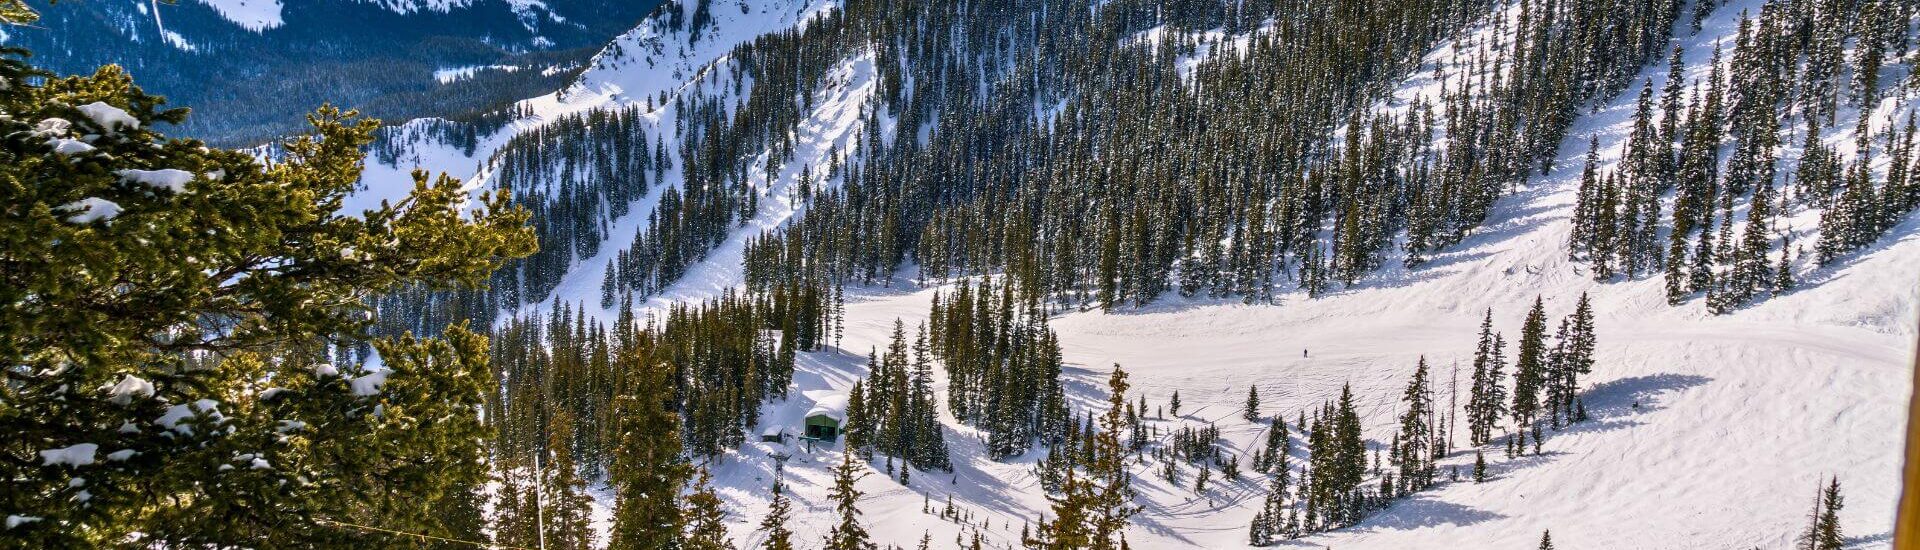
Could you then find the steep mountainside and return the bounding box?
[358,0,1917,547]
[1,0,662,144]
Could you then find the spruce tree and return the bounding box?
[823,453,874,550]
[683,466,736,550]
[0,41,535,546]
[1467,309,1507,445]
[1512,297,1549,430]
[1091,365,1141,548]
[1394,357,1436,495]
[610,359,693,549]
[760,476,795,550]
[544,411,598,550]
[1034,469,1096,549]
[1245,386,1263,422]
[1813,477,1844,550]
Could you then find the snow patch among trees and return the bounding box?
[192,0,283,32]
[39,443,99,467]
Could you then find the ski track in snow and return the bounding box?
[354,0,1916,547]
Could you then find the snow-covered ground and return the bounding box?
[356,0,1917,547]
[193,0,283,32]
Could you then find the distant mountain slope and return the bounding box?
[1,0,662,144]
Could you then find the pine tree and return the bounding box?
[1170,390,1183,417]
[1394,357,1436,495]
[544,411,598,549]
[1260,417,1291,480]
[823,453,874,550]
[1245,386,1263,422]
[610,359,693,549]
[0,43,535,545]
[493,458,538,548]
[1091,365,1141,548]
[683,467,736,550]
[760,476,795,550]
[1473,451,1487,482]
[1538,530,1555,550]
[1467,309,1508,446]
[1512,297,1549,430]
[1562,294,1597,423]
[1813,477,1845,550]
[1249,507,1273,547]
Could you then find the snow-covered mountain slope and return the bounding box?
[191,0,515,31]
[3,0,662,144]
[359,0,1915,547]
[756,20,1916,548]
[357,0,859,310]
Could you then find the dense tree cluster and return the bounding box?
[488,106,656,305]
[1466,295,1597,452]
[1570,0,1920,313]
[842,320,954,473]
[928,278,1072,459]
[489,283,832,478]
[731,0,1685,311]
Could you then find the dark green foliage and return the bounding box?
[1246,386,1263,422]
[823,453,875,550]
[739,0,1680,308]
[1512,297,1550,429]
[683,467,736,550]
[1546,294,1597,427]
[760,476,795,550]
[928,278,1069,459]
[1034,365,1138,549]
[1798,477,1845,550]
[844,320,953,472]
[1466,309,1508,446]
[1392,357,1438,496]
[0,37,535,545]
[1566,0,1920,312]
[609,354,691,550]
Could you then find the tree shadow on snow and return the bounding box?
[1843,531,1891,548]
[1760,209,1920,300]
[1561,372,1713,435]
[1346,492,1509,533]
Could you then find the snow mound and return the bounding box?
[803,391,848,422]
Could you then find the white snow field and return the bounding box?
[355,0,1917,547]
